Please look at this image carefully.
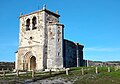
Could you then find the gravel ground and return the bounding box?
[23,74,97,84]
[28,78,72,84]
[24,77,74,84]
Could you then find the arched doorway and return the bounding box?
[30,56,36,70]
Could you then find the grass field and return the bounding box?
[69,67,120,84]
[0,66,120,84]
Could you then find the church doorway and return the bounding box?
[30,56,36,70]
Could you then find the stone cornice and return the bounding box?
[19,9,60,18]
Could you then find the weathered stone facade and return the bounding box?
[63,39,84,68]
[15,5,84,71]
[0,62,15,70]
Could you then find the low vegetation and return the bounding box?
[0,66,119,84]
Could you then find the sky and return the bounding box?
[0,0,120,62]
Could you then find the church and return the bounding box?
[15,5,84,71]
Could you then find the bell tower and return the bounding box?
[15,5,64,71]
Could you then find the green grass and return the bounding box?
[0,67,119,84]
[100,70,120,78]
[71,67,120,84]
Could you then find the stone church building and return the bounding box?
[15,5,84,71]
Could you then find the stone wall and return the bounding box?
[0,62,15,70]
[47,24,64,69]
[83,60,120,67]
[17,10,45,70]
[63,39,84,68]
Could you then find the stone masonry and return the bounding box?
[15,5,84,71]
[63,39,84,68]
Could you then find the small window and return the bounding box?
[57,30,61,37]
[58,38,60,42]
[26,19,30,31]
[30,37,32,40]
[45,51,47,54]
[58,52,60,56]
[32,17,37,30]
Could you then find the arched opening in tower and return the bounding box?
[30,56,36,70]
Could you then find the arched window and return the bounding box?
[32,16,37,30]
[26,18,30,31]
